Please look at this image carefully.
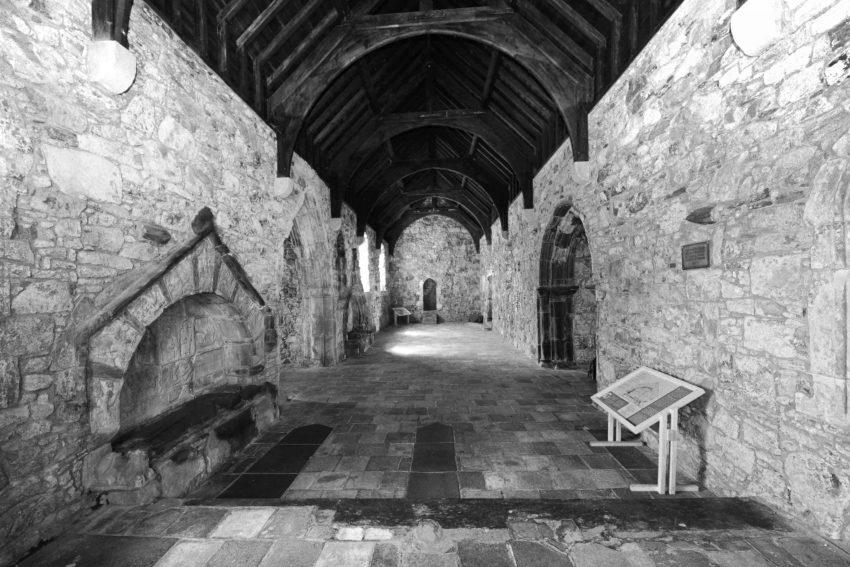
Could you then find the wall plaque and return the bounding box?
[681,241,710,270]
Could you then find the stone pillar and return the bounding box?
[87,40,137,94]
[730,0,784,57]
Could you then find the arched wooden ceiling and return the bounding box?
[107,0,683,251]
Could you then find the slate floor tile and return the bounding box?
[456,541,514,567]
[163,507,228,538]
[205,540,272,567]
[210,508,276,539]
[257,506,315,538]
[258,538,323,567]
[370,543,400,567]
[155,540,224,567]
[315,542,375,567]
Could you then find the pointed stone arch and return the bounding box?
[78,209,276,440]
[537,202,596,368]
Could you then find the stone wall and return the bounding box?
[0,1,342,561]
[481,0,850,537]
[389,216,481,322]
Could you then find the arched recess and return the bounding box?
[120,293,255,430]
[278,223,310,366]
[78,210,276,440]
[271,15,591,178]
[537,203,596,369]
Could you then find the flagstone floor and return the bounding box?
[19,324,850,566]
[192,323,692,502]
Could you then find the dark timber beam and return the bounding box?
[217,0,251,74]
[256,2,335,112]
[196,0,209,59]
[358,158,509,232]
[372,178,495,233]
[585,0,622,79]
[91,0,134,47]
[384,176,494,229]
[481,51,501,107]
[269,7,591,190]
[236,0,292,51]
[378,194,491,240]
[350,7,514,30]
[334,110,533,212]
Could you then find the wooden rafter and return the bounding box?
[217,0,251,74]
[269,6,592,186]
[236,0,292,51]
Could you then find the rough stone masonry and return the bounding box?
[0,1,391,562]
[0,0,850,564]
[481,0,850,540]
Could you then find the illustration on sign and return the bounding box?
[592,367,705,434]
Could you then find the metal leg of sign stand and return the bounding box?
[589,414,644,448]
[630,409,699,494]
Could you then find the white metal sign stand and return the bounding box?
[589,366,705,495]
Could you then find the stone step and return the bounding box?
[422,311,438,324]
[24,497,850,567]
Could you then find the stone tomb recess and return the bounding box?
[79,209,278,504]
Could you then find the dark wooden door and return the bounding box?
[423,279,437,311]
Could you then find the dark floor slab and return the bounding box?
[607,447,656,469]
[18,535,176,567]
[457,541,514,567]
[218,473,298,498]
[416,423,454,443]
[248,444,318,473]
[412,444,457,472]
[281,424,332,445]
[407,473,461,500]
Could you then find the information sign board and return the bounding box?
[592,366,704,434]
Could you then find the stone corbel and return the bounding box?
[731,0,850,57]
[87,41,137,94]
[730,0,785,57]
[275,176,295,198]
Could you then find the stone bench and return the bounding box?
[85,383,277,505]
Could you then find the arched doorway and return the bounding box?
[423,279,437,311]
[538,204,596,369]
